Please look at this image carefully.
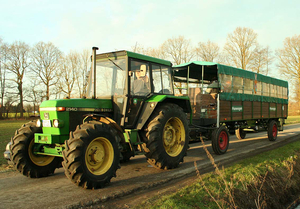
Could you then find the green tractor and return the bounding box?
[10,47,191,189]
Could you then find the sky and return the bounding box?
[1,0,300,77]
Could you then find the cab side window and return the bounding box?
[152,64,173,94]
[130,60,150,96]
[152,65,163,93]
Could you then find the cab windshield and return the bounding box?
[86,57,126,98]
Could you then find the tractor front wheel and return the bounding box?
[144,103,190,169]
[211,126,229,155]
[62,121,120,189]
[11,120,61,178]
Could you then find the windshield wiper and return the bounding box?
[106,55,124,71]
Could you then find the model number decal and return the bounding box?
[66,107,78,111]
[65,107,113,112]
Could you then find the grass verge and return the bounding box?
[136,139,300,209]
[286,115,300,125]
[0,120,30,170]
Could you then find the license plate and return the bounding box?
[42,120,51,127]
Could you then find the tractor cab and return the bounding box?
[86,48,174,129]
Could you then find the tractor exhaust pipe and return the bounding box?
[92,47,98,99]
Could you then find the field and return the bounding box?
[0,119,29,166]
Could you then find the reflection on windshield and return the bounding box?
[86,58,126,98]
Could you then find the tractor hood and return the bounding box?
[39,98,113,111]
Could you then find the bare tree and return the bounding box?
[4,96,16,118]
[276,34,300,106]
[131,43,167,60]
[5,41,31,118]
[59,51,80,98]
[26,79,44,114]
[161,36,194,65]
[0,39,7,119]
[31,41,62,100]
[251,46,273,75]
[79,49,90,97]
[223,27,259,70]
[195,40,220,62]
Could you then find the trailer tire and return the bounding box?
[268,120,278,141]
[62,121,120,189]
[144,103,190,170]
[211,126,229,155]
[11,120,61,178]
[235,128,246,140]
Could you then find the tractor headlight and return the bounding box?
[53,119,64,128]
[36,119,42,127]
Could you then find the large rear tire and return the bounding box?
[211,126,229,155]
[268,120,278,141]
[62,121,120,189]
[11,120,61,178]
[144,103,190,169]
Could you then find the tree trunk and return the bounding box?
[18,82,24,118]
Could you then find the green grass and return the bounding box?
[0,120,29,166]
[286,115,300,124]
[136,140,300,209]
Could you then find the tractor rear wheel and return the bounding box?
[62,121,120,189]
[235,128,246,140]
[144,103,190,169]
[11,120,61,178]
[268,120,278,141]
[211,126,229,155]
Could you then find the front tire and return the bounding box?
[144,103,190,169]
[211,126,229,155]
[11,120,61,178]
[62,121,120,189]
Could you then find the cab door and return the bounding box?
[124,59,151,129]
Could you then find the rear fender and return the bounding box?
[136,96,191,130]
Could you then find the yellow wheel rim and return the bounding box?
[85,137,114,175]
[29,139,55,166]
[163,117,185,157]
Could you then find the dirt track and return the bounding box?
[0,124,299,209]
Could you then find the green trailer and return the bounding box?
[173,61,288,154]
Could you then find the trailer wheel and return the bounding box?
[211,126,229,155]
[144,103,190,169]
[62,121,120,189]
[268,120,278,141]
[235,128,246,140]
[11,120,61,178]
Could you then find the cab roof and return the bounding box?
[96,50,172,66]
